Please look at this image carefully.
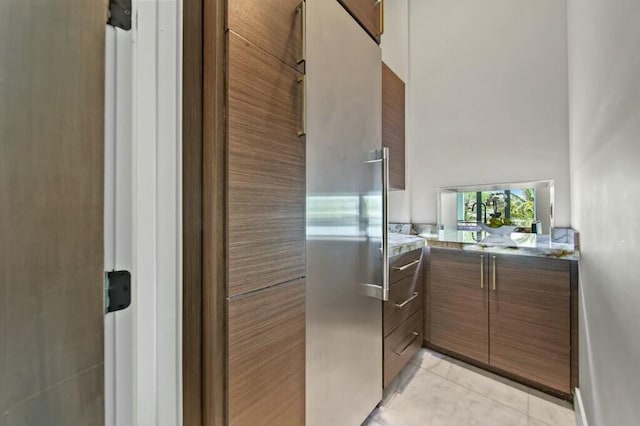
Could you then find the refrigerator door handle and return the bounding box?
[362,148,389,301]
[382,147,389,301]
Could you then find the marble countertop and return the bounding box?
[418,230,579,261]
[388,233,426,257]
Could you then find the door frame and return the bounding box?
[104,0,184,424]
[182,0,227,425]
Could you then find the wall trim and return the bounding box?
[575,388,589,426]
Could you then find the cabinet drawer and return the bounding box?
[384,275,422,337]
[389,248,422,284]
[384,310,423,388]
[227,280,306,426]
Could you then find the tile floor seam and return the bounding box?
[423,368,530,417]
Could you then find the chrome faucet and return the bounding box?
[469,202,488,224]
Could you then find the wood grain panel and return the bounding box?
[202,0,228,424]
[570,261,579,391]
[389,248,421,284]
[489,255,571,394]
[383,310,423,388]
[227,32,306,297]
[227,0,304,71]
[423,247,431,343]
[0,0,105,422]
[183,0,204,423]
[227,280,306,426]
[384,274,422,337]
[382,62,405,190]
[429,249,489,364]
[338,0,381,43]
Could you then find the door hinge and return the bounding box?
[107,0,132,31]
[106,270,132,313]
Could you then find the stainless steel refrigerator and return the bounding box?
[306,1,388,424]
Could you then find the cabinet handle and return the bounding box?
[492,256,497,291]
[480,255,484,289]
[379,0,385,36]
[394,292,418,308]
[392,259,420,272]
[394,331,419,356]
[297,74,306,136]
[296,1,306,64]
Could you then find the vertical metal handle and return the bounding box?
[382,147,390,301]
[297,75,306,136]
[480,255,484,289]
[492,256,497,291]
[379,0,385,36]
[296,1,306,64]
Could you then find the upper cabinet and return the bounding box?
[228,0,304,70]
[338,0,383,43]
[382,62,406,190]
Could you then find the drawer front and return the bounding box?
[389,248,422,284]
[384,274,422,337]
[384,310,423,388]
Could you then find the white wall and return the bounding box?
[407,0,571,226]
[381,0,411,223]
[568,0,640,424]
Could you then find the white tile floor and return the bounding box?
[366,349,576,426]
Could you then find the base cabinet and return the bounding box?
[429,249,489,363]
[489,255,571,393]
[427,248,575,396]
[383,248,424,388]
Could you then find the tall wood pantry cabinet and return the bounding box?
[184,1,306,425]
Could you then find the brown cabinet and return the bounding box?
[228,0,304,70]
[429,249,489,363]
[383,248,424,387]
[489,255,571,393]
[427,248,576,396]
[338,0,382,43]
[184,5,307,423]
[227,32,306,297]
[382,62,406,190]
[228,279,306,426]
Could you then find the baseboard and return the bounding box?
[575,388,589,426]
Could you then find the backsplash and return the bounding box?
[551,227,580,249]
[389,223,439,236]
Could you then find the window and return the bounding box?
[457,188,536,228]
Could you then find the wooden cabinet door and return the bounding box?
[382,62,406,190]
[489,255,571,393]
[429,249,489,363]
[228,0,304,70]
[227,279,306,426]
[338,0,382,43]
[227,32,306,297]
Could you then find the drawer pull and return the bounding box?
[297,74,306,136]
[394,331,419,356]
[392,259,420,272]
[492,256,497,291]
[296,1,306,64]
[394,292,418,308]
